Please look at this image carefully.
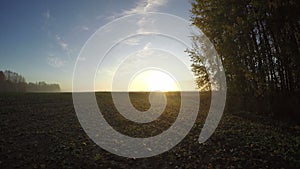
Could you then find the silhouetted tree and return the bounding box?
[0,71,5,92]
[0,71,4,82]
[188,0,300,121]
[0,70,60,92]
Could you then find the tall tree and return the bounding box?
[188,0,300,118]
[0,71,4,82]
[189,0,300,95]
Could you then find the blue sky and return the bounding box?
[0,0,194,91]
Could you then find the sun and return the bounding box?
[129,70,179,92]
[145,71,179,92]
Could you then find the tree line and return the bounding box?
[188,0,300,121]
[0,70,60,92]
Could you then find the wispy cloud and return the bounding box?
[41,10,51,31]
[123,37,142,46]
[55,34,72,58]
[47,56,66,68]
[135,42,155,58]
[44,10,50,20]
[122,0,168,15]
[110,0,169,46]
[41,10,72,69]
[105,0,169,21]
[81,26,89,31]
[143,42,152,51]
[45,34,72,68]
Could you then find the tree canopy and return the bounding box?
[0,70,60,92]
[188,0,300,120]
[188,0,300,96]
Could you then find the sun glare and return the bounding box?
[129,70,179,92]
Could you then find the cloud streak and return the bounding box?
[44,10,50,20]
[81,26,89,31]
[41,10,71,68]
[47,56,66,68]
[122,0,168,15]
[55,34,72,59]
[122,37,142,46]
[105,0,169,21]
[114,0,169,46]
[46,34,72,68]
[41,10,51,31]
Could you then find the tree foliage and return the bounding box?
[0,70,26,92]
[188,0,300,120]
[189,0,300,97]
[0,70,60,92]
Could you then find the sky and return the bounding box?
[0,0,196,92]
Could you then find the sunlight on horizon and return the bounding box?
[128,70,179,92]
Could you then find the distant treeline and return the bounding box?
[0,70,60,92]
